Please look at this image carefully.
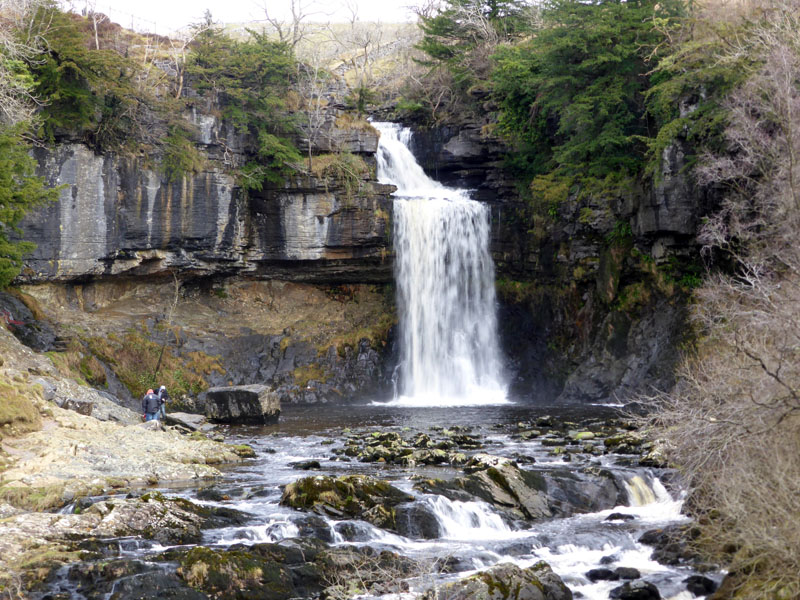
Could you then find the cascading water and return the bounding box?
[374,122,508,406]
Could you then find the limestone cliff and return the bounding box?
[21,110,392,284]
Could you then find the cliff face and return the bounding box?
[22,111,392,285]
[408,123,708,403]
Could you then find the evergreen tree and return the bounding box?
[492,0,685,196]
[0,124,60,288]
[26,5,148,151]
[187,27,300,188]
[415,0,531,112]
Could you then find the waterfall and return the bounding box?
[374,122,508,406]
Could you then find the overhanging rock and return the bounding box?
[199,385,280,424]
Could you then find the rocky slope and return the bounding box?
[0,324,254,592]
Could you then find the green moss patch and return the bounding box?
[178,546,295,598]
[0,380,43,438]
[0,483,68,512]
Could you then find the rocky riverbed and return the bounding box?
[0,321,720,600]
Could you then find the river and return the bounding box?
[162,401,713,600]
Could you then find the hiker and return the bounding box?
[142,388,161,421]
[158,385,169,419]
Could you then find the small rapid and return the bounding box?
[374,122,507,406]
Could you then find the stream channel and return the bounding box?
[47,402,718,600]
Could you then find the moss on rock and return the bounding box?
[177,545,296,599]
[280,474,413,531]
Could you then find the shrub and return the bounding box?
[648,4,800,596]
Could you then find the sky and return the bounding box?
[60,0,420,35]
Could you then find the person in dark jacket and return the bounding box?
[142,388,161,421]
[157,385,169,419]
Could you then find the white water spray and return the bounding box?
[374,122,507,406]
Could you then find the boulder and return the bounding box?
[616,567,641,580]
[609,580,661,600]
[137,418,163,431]
[684,575,717,597]
[586,568,619,582]
[199,384,280,424]
[415,459,625,522]
[394,503,443,539]
[415,460,552,521]
[280,474,413,532]
[422,562,572,600]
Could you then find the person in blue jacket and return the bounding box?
[142,389,160,421]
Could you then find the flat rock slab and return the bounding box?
[200,384,280,425]
[165,412,214,432]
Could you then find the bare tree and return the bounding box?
[152,271,182,384]
[296,45,333,170]
[84,1,108,50]
[648,3,800,596]
[0,0,52,127]
[325,4,387,113]
[260,0,320,49]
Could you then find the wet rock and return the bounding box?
[290,459,322,470]
[422,561,572,600]
[586,568,619,582]
[415,460,552,521]
[639,525,700,565]
[280,474,413,532]
[395,503,443,539]
[542,438,568,447]
[604,433,645,454]
[464,453,516,473]
[605,513,636,522]
[542,468,628,517]
[609,580,661,600]
[196,487,230,502]
[175,545,301,599]
[199,384,280,424]
[65,559,205,600]
[451,434,483,449]
[615,567,641,580]
[294,514,337,543]
[684,575,717,597]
